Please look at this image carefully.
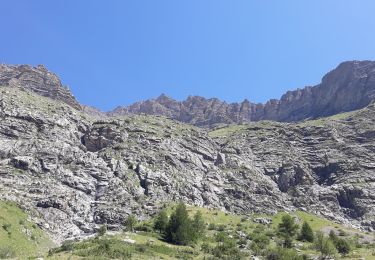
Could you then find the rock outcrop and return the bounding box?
[110,61,375,127]
[0,64,81,110]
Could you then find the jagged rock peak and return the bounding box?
[109,60,375,127]
[0,64,82,110]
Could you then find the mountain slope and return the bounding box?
[110,61,375,127]
[0,85,374,245]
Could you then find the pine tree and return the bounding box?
[154,209,168,233]
[298,222,314,242]
[278,214,299,248]
[165,203,193,245]
[191,211,206,241]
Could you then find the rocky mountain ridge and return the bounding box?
[111,60,375,127]
[0,62,374,244]
[0,64,82,110]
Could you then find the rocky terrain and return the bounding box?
[0,64,82,110]
[111,60,375,127]
[0,62,374,245]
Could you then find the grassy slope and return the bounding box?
[208,104,370,138]
[0,201,54,258]
[48,206,375,260]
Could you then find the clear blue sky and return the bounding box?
[2,1,375,111]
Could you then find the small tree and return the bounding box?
[335,238,351,256]
[298,222,314,242]
[315,231,337,258]
[124,215,137,232]
[278,214,299,248]
[191,211,206,241]
[154,210,168,233]
[321,238,338,258]
[165,203,193,245]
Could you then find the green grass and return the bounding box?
[297,108,365,127]
[208,124,250,138]
[46,206,375,259]
[0,200,54,258]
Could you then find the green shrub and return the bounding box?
[334,238,351,256]
[201,242,212,253]
[298,222,314,242]
[136,222,154,232]
[251,233,270,249]
[61,240,74,251]
[124,215,138,232]
[315,232,337,258]
[216,224,226,231]
[154,210,168,233]
[208,223,216,230]
[98,225,107,236]
[265,246,304,260]
[212,233,246,259]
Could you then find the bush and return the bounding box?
[201,242,212,253]
[61,240,74,251]
[208,223,216,230]
[298,222,314,242]
[216,224,226,231]
[334,238,351,256]
[315,232,337,258]
[251,233,270,251]
[321,238,337,258]
[98,225,107,236]
[124,215,138,232]
[212,233,245,259]
[265,246,305,260]
[136,222,154,232]
[154,210,168,233]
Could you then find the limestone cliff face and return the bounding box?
[0,61,375,243]
[110,61,375,127]
[0,64,82,110]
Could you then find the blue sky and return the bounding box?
[1,1,375,111]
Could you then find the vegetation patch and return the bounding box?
[47,204,375,259]
[0,200,54,258]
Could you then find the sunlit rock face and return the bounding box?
[110,61,375,127]
[0,61,374,243]
[0,64,81,110]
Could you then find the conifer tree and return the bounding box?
[298,222,314,242]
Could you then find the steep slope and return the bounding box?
[110,60,375,127]
[0,201,54,258]
[0,64,82,110]
[0,86,374,244]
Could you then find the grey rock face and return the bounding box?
[0,61,375,244]
[110,61,375,127]
[0,64,81,110]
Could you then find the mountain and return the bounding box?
[0,64,82,110]
[110,61,375,127]
[0,61,374,246]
